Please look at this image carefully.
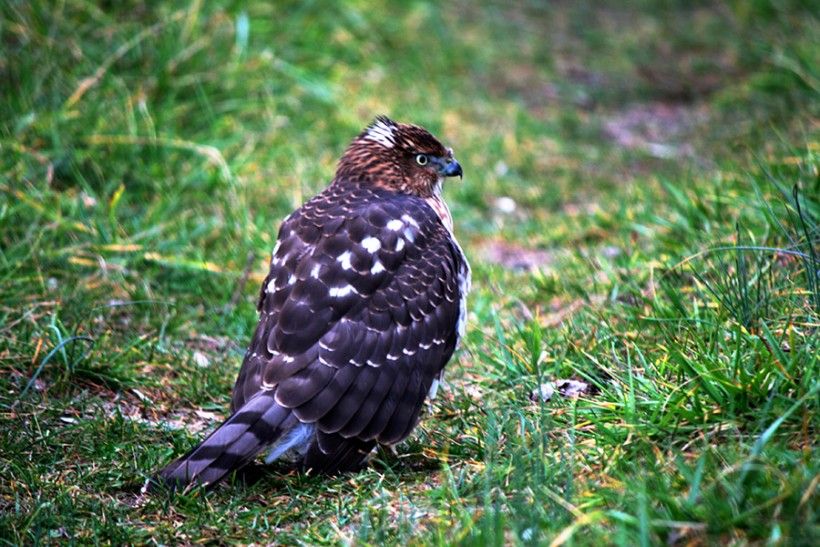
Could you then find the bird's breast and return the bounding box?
[424,193,470,347]
[425,195,453,233]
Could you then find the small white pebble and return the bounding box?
[494,196,517,214]
[192,351,211,368]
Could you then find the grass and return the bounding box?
[1,0,818,544]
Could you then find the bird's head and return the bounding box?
[336,116,463,197]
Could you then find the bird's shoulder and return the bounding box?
[258,180,456,317]
[285,179,444,241]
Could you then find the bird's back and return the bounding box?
[232,179,467,458]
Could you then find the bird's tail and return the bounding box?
[152,391,294,489]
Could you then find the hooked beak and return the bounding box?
[440,158,463,179]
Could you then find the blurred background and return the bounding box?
[1,1,817,544]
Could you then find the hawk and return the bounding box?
[155,116,470,487]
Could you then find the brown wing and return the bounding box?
[231,182,464,455]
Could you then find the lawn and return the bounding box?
[1,0,818,544]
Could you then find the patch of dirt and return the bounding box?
[179,334,240,369]
[604,101,709,159]
[81,389,225,434]
[479,240,555,272]
[184,334,239,354]
[536,294,607,329]
[127,405,223,434]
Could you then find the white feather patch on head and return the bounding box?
[364,119,396,148]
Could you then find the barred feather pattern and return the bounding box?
[155,117,468,488]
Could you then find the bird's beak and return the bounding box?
[441,159,463,179]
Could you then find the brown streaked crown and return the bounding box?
[335,116,462,197]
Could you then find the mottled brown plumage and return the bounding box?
[155,116,469,488]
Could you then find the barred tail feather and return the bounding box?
[154,392,294,488]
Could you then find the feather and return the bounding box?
[303,431,374,474]
[380,365,425,444]
[318,364,380,433]
[155,392,292,488]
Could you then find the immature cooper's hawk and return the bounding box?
[156,116,470,487]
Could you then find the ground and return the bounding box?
[1,0,818,544]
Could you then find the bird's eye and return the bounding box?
[415,154,428,166]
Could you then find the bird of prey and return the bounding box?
[155,116,470,488]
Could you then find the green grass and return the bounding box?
[1,0,818,544]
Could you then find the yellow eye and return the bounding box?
[415,154,428,166]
